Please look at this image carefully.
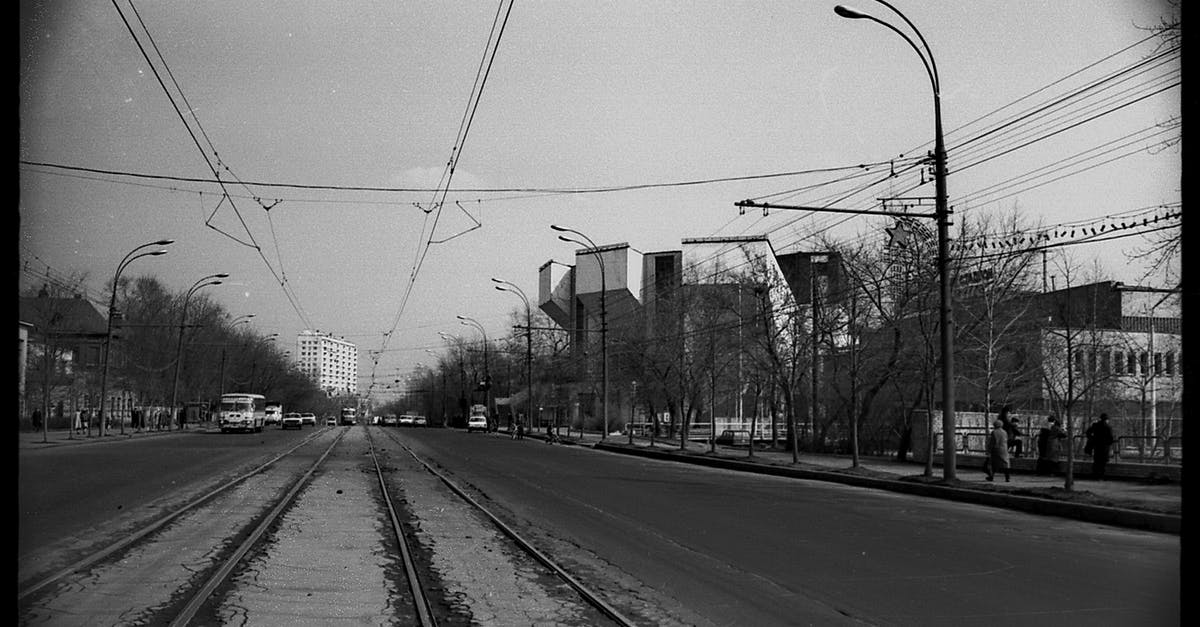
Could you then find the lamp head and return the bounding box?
[214,273,231,279]
[155,239,175,246]
[549,224,566,232]
[834,4,870,19]
[149,250,168,257]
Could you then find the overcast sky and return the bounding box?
[19,1,1180,395]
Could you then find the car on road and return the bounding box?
[382,415,398,427]
[281,412,303,430]
[326,416,337,426]
[300,412,317,426]
[713,429,751,446]
[413,415,427,427]
[399,415,415,427]
[467,415,487,432]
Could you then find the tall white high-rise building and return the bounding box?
[296,330,358,396]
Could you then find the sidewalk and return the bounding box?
[18,426,199,449]
[530,429,1182,534]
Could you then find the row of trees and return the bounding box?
[23,273,334,432]
[406,208,1179,486]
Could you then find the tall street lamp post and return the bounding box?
[98,239,173,437]
[493,277,534,434]
[170,273,228,430]
[550,224,609,440]
[836,1,956,479]
[425,349,449,426]
[456,316,491,429]
[219,314,256,398]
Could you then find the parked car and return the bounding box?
[300,412,317,426]
[467,415,487,432]
[714,429,751,446]
[281,412,303,430]
[399,415,415,427]
[326,416,337,426]
[413,415,428,427]
[382,415,398,427]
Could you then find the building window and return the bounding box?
[1099,350,1110,376]
[1165,352,1176,376]
[1127,352,1138,376]
[1139,352,1149,377]
[1154,352,1163,377]
[1112,351,1123,375]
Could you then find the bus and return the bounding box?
[340,406,357,426]
[218,393,267,433]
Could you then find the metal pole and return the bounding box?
[170,274,227,430]
[836,0,955,479]
[97,241,171,437]
[551,225,609,440]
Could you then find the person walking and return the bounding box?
[1084,413,1117,480]
[1036,415,1067,476]
[999,406,1023,458]
[985,419,1011,482]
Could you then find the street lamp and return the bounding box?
[218,314,256,398]
[551,224,609,440]
[170,273,228,430]
[493,277,534,434]
[97,239,173,437]
[457,315,492,430]
[426,348,448,426]
[836,1,956,478]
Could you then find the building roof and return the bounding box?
[19,294,108,337]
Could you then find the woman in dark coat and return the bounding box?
[1036,415,1067,475]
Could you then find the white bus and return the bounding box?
[218,393,267,433]
[340,406,357,426]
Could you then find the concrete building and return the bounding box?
[538,236,815,435]
[295,330,358,396]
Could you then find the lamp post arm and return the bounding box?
[859,14,937,97]
[870,0,939,91]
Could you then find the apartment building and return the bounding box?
[296,330,358,396]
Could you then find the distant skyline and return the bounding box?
[19,1,1181,395]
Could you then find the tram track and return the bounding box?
[369,426,637,627]
[18,426,638,625]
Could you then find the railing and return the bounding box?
[1111,435,1182,463]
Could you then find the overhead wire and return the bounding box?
[112,0,316,331]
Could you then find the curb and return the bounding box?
[594,442,1181,535]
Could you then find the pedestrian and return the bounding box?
[31,408,43,431]
[131,407,142,431]
[74,408,83,433]
[985,418,1011,482]
[1084,413,1117,480]
[81,408,91,435]
[517,422,525,440]
[999,406,1023,458]
[1036,415,1067,475]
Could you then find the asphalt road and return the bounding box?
[18,426,315,588]
[19,426,1180,626]
[396,428,1180,627]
